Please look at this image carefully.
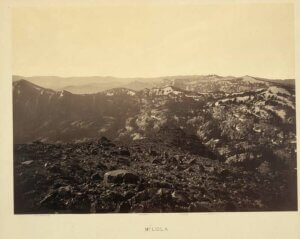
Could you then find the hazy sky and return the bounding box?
[12,3,294,79]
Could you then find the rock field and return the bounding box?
[14,137,297,213]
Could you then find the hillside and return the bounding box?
[13,76,297,213]
[14,137,297,213]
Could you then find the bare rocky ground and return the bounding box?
[14,137,297,214]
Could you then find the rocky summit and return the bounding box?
[14,138,297,213]
[12,75,297,213]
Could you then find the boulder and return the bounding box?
[104,169,139,184]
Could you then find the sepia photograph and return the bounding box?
[11,2,297,215]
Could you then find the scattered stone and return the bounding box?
[218,169,230,179]
[48,165,61,173]
[149,150,158,156]
[58,185,73,196]
[119,149,130,156]
[163,151,169,159]
[98,136,109,144]
[104,169,139,185]
[187,158,196,165]
[22,160,34,165]
[118,157,130,166]
[225,202,236,211]
[14,133,296,213]
[174,155,183,162]
[90,201,97,213]
[151,158,160,164]
[91,172,103,181]
[205,166,215,173]
[133,190,149,202]
[124,191,135,200]
[105,191,124,202]
[61,155,67,160]
[257,161,271,175]
[156,188,170,196]
[117,201,131,213]
[39,191,58,206]
[96,162,107,170]
[171,191,188,203]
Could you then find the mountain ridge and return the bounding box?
[12,74,294,95]
[13,77,296,170]
[13,76,297,213]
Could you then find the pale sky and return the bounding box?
[12,3,294,79]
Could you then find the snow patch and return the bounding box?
[265,105,286,120]
[152,86,182,96]
[132,133,145,140]
[127,90,136,96]
[98,128,108,133]
[242,76,262,84]
[33,86,43,91]
[236,95,254,102]
[268,86,290,96]
[58,90,67,97]
[253,126,262,133]
[125,125,134,132]
[262,89,294,109]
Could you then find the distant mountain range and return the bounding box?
[13,75,296,170]
[12,74,294,94]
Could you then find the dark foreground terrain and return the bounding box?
[14,136,297,214]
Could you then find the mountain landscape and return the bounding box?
[13,75,297,213]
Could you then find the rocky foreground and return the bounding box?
[14,137,297,214]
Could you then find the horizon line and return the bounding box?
[12,74,294,81]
